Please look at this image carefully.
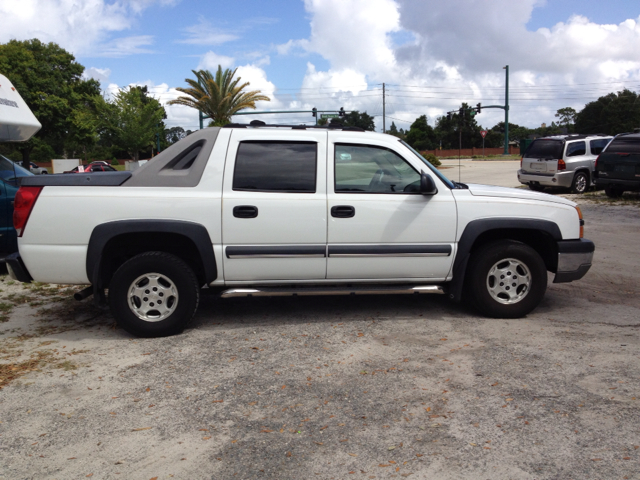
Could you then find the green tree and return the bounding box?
[405,115,436,150]
[555,107,577,129]
[329,110,375,130]
[0,39,101,168]
[434,104,482,149]
[97,86,166,161]
[575,89,640,135]
[168,66,269,126]
[165,126,187,145]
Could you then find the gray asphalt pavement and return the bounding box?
[1,162,639,479]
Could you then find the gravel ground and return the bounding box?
[0,196,639,480]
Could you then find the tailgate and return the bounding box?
[597,153,640,180]
[522,157,558,174]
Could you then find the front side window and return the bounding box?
[233,141,317,193]
[566,141,586,157]
[335,144,421,193]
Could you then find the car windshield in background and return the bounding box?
[0,154,33,185]
[605,137,640,154]
[524,140,564,159]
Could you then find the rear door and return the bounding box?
[598,137,640,181]
[222,129,328,282]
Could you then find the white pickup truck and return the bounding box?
[7,122,594,337]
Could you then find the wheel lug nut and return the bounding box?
[158,300,162,304]
[150,302,154,307]
[159,292,164,297]
[153,287,158,292]
[506,286,510,290]
[143,297,148,302]
[512,283,516,287]
[145,290,150,294]
[500,282,504,286]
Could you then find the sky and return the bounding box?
[1,0,640,133]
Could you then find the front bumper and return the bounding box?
[518,170,574,188]
[554,239,594,283]
[6,253,33,283]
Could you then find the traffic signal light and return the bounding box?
[447,112,452,121]
[476,103,482,114]
[312,107,317,117]
[339,107,345,117]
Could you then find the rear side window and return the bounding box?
[590,138,610,155]
[566,141,586,157]
[605,137,640,154]
[524,140,563,159]
[233,141,317,193]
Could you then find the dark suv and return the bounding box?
[594,133,640,198]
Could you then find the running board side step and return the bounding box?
[220,285,445,298]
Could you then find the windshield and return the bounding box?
[524,139,564,159]
[399,140,455,189]
[0,154,33,186]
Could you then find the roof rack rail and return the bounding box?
[222,121,366,132]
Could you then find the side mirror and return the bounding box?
[420,171,438,196]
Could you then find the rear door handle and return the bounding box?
[233,205,258,218]
[331,205,355,218]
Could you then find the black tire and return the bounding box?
[604,184,624,198]
[466,240,547,318]
[528,183,545,192]
[109,252,200,337]
[571,171,589,194]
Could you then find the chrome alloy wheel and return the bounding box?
[486,258,531,305]
[574,173,587,193]
[127,273,179,322]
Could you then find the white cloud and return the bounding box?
[197,52,236,71]
[0,0,168,57]
[84,67,112,83]
[273,0,640,131]
[177,17,239,46]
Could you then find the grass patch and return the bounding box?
[582,191,640,206]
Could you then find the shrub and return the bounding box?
[424,153,441,167]
[111,159,119,166]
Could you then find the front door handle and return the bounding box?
[331,205,355,218]
[233,205,258,218]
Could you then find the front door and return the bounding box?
[327,133,457,280]
[222,129,328,282]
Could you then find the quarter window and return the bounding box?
[334,144,421,193]
[233,141,317,193]
[566,141,586,157]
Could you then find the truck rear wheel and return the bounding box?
[109,252,199,337]
[466,240,547,318]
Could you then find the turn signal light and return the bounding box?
[595,155,600,170]
[13,186,43,237]
[575,206,584,238]
[558,159,566,171]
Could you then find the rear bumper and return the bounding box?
[518,170,574,188]
[6,253,33,283]
[554,239,594,283]
[595,177,640,191]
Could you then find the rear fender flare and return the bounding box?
[87,220,217,295]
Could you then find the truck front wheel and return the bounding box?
[109,252,200,337]
[466,240,547,318]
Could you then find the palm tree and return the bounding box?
[168,66,270,126]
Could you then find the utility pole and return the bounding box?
[503,65,509,155]
[382,83,386,133]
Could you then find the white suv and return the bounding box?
[518,134,612,194]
